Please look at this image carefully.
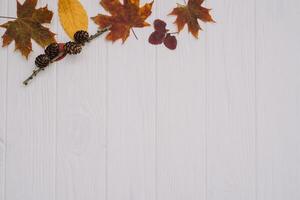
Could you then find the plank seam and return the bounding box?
[254,0,258,199]
[154,2,158,200]
[54,3,58,200]
[105,37,109,200]
[4,2,9,200]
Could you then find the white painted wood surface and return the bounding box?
[0,0,299,200]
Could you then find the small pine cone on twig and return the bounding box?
[64,42,82,55]
[45,43,60,60]
[74,30,89,44]
[35,54,50,68]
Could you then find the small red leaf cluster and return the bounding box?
[148,19,177,50]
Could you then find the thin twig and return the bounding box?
[88,25,112,42]
[0,16,17,20]
[23,68,44,85]
[131,28,138,40]
[23,26,111,86]
[23,52,66,86]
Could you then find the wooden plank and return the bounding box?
[4,0,57,199]
[105,2,156,199]
[256,0,300,199]
[0,0,8,198]
[55,1,106,200]
[206,0,256,199]
[156,1,207,200]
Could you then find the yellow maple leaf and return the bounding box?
[58,0,88,39]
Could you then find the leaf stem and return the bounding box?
[131,28,138,40]
[169,31,179,35]
[0,16,17,20]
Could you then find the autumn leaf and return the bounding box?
[0,0,56,58]
[58,0,88,40]
[91,0,154,42]
[170,0,215,38]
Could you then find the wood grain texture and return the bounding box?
[206,0,256,199]
[55,1,106,200]
[256,0,300,199]
[0,0,8,199]
[4,0,57,199]
[156,1,207,200]
[105,0,156,198]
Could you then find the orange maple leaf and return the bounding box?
[92,0,153,42]
[170,0,215,38]
[0,0,56,58]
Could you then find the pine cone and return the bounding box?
[74,30,89,44]
[64,42,82,55]
[45,43,59,60]
[35,54,50,68]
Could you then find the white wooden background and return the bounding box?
[0,0,300,199]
